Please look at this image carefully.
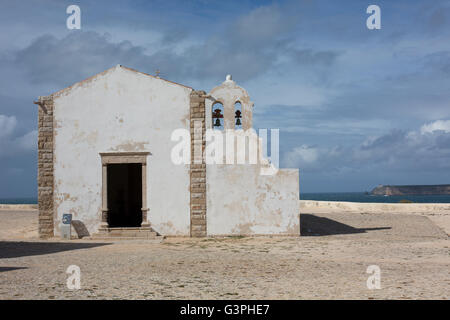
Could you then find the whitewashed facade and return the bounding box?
[36,65,300,238]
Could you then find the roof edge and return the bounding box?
[42,64,193,100]
[120,65,193,90]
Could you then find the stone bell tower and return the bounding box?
[207,75,254,130]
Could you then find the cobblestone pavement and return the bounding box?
[0,210,449,299]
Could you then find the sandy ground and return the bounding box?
[0,209,449,299]
[0,209,38,240]
[301,200,450,235]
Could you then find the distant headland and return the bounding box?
[371,184,450,196]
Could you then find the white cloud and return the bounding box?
[0,114,36,158]
[16,130,37,151]
[420,119,450,134]
[284,120,450,172]
[0,115,17,138]
[285,145,319,168]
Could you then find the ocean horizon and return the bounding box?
[3,192,450,204]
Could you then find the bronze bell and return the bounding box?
[214,118,221,127]
[235,110,242,126]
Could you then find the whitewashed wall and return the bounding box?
[207,164,300,235]
[205,77,300,236]
[52,65,192,236]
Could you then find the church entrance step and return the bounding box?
[90,227,161,240]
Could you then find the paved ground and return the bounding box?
[0,210,449,299]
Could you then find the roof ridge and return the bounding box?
[47,64,192,99]
[119,65,193,90]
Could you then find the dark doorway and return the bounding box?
[107,163,142,227]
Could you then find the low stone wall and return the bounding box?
[300,200,450,216]
[0,204,38,210]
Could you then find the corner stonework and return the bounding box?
[190,91,207,237]
[36,96,54,238]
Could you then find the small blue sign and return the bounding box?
[62,214,72,225]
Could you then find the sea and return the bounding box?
[2,193,450,204]
[0,197,38,204]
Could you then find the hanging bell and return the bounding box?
[214,118,221,127]
[235,110,242,127]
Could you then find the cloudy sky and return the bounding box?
[0,0,450,197]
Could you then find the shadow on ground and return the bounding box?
[300,214,391,236]
[0,241,111,259]
[0,266,28,273]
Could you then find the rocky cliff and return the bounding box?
[371,184,450,196]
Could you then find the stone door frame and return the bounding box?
[99,152,150,229]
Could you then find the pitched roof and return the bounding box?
[120,65,193,90]
[47,64,193,99]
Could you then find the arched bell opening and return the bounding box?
[212,102,224,130]
[234,101,242,130]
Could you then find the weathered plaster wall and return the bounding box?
[206,76,300,236]
[52,65,192,236]
[207,164,299,235]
